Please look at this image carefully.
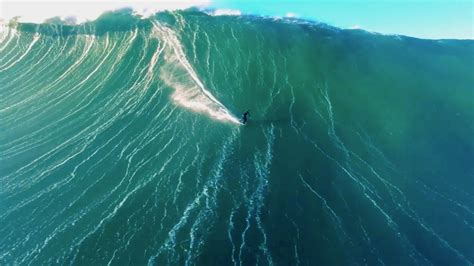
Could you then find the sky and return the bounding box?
[209,0,474,39]
[0,0,472,39]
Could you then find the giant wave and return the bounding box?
[1,9,473,265]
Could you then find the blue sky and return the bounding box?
[209,0,473,39]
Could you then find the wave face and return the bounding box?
[1,10,474,265]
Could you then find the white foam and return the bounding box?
[348,24,361,29]
[208,9,241,16]
[0,0,211,24]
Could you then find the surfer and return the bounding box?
[242,110,250,124]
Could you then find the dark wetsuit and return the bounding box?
[242,111,250,124]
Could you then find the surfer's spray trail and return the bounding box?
[151,19,240,124]
[0,9,473,265]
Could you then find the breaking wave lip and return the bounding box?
[0,0,211,24]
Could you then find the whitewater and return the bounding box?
[1,9,473,265]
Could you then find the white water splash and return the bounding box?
[207,9,242,16]
[0,0,211,24]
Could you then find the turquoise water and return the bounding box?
[1,9,473,265]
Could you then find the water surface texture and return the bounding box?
[1,10,473,265]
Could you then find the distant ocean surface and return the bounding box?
[1,9,473,265]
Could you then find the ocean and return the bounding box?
[1,9,473,265]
